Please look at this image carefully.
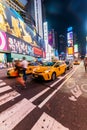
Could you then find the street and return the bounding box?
[0,61,87,130]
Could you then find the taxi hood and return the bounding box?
[34,66,52,73]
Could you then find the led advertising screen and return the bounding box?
[7,33,43,57]
[67,27,73,32]
[33,47,43,57]
[67,39,73,47]
[67,31,73,47]
[67,32,73,40]
[0,1,45,51]
[67,47,74,55]
[74,44,78,53]
[7,33,34,56]
[48,31,53,46]
[0,31,7,51]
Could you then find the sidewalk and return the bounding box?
[66,61,87,101]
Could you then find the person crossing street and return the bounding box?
[21,57,28,82]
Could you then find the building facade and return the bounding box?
[0,1,45,63]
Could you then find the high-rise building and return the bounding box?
[26,0,43,38]
[59,34,66,54]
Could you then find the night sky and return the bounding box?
[44,0,87,54]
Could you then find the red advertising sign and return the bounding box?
[33,47,43,56]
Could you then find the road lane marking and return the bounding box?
[0,98,36,130]
[31,112,69,130]
[0,91,20,105]
[0,85,12,93]
[81,84,87,92]
[70,85,82,98]
[29,88,50,102]
[29,68,77,103]
[38,66,79,108]
[50,69,74,88]
[0,82,6,87]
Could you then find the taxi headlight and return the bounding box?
[33,68,37,72]
[44,69,50,73]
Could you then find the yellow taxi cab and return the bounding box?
[32,61,67,81]
[7,62,40,77]
[73,59,80,65]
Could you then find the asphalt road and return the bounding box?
[0,61,87,130]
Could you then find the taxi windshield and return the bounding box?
[28,62,39,66]
[42,62,56,66]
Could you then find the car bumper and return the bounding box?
[32,72,51,81]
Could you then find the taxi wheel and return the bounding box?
[51,72,56,81]
[63,68,66,74]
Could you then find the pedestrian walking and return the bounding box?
[21,57,28,82]
[15,60,26,88]
[84,56,87,71]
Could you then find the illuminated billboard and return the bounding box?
[0,1,45,51]
[67,47,74,55]
[67,31,73,40]
[67,31,73,47]
[0,31,7,51]
[67,27,74,57]
[7,33,43,57]
[74,44,78,53]
[48,31,53,46]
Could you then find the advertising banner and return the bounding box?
[48,31,53,46]
[67,47,74,55]
[0,1,45,51]
[74,44,78,53]
[0,31,7,51]
[7,33,43,57]
[33,47,43,57]
[7,33,34,56]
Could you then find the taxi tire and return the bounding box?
[51,72,56,81]
[63,68,66,74]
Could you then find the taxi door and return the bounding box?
[54,62,61,76]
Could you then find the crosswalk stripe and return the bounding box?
[0,82,6,87]
[31,112,69,130]
[0,98,36,130]
[0,85,12,93]
[0,91,20,105]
